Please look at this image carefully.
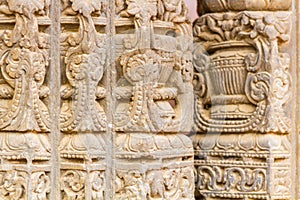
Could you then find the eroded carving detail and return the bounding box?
[0,171,27,200]
[115,167,194,199]
[61,170,105,200]
[114,0,194,199]
[32,172,51,200]
[60,0,107,133]
[91,171,105,200]
[0,0,50,132]
[193,133,291,199]
[59,2,107,199]
[193,3,292,199]
[196,165,266,197]
[61,170,85,200]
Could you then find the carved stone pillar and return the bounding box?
[59,1,108,199]
[193,0,292,199]
[0,1,51,199]
[113,0,195,199]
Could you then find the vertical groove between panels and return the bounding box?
[105,0,116,199]
[294,0,299,199]
[49,1,61,199]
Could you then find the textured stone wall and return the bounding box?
[193,0,294,199]
[0,0,195,199]
[0,0,297,199]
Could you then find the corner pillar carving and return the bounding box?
[193,1,292,199]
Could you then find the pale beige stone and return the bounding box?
[0,0,297,199]
[193,0,293,199]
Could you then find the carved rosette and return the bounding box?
[114,0,194,199]
[193,1,292,199]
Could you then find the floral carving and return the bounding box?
[60,0,107,132]
[115,49,181,133]
[70,0,102,16]
[115,167,194,199]
[91,171,105,200]
[61,170,85,200]
[0,0,51,132]
[114,2,194,198]
[193,3,293,199]
[0,171,27,200]
[32,172,51,200]
[196,166,266,197]
[116,0,157,27]
[157,0,188,23]
[193,11,292,134]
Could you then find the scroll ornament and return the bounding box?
[193,11,292,134]
[0,0,50,132]
[60,0,107,133]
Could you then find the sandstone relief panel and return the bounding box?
[0,0,297,199]
[193,0,293,199]
[60,0,108,199]
[0,1,51,199]
[113,0,194,199]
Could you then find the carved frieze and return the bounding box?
[0,0,51,132]
[197,0,292,14]
[60,0,107,133]
[59,1,108,199]
[0,0,52,163]
[116,166,194,199]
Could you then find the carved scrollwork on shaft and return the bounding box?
[115,166,194,199]
[0,171,27,199]
[60,0,107,132]
[90,171,105,200]
[0,0,50,132]
[61,170,85,200]
[196,166,266,194]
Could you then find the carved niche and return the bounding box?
[113,0,195,199]
[193,0,292,199]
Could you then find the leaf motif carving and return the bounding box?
[7,0,45,14]
[70,0,102,17]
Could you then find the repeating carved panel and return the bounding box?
[0,0,297,199]
[59,1,108,199]
[193,11,292,134]
[113,0,195,199]
[0,1,52,199]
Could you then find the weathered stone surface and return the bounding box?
[193,0,294,199]
[0,0,298,199]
